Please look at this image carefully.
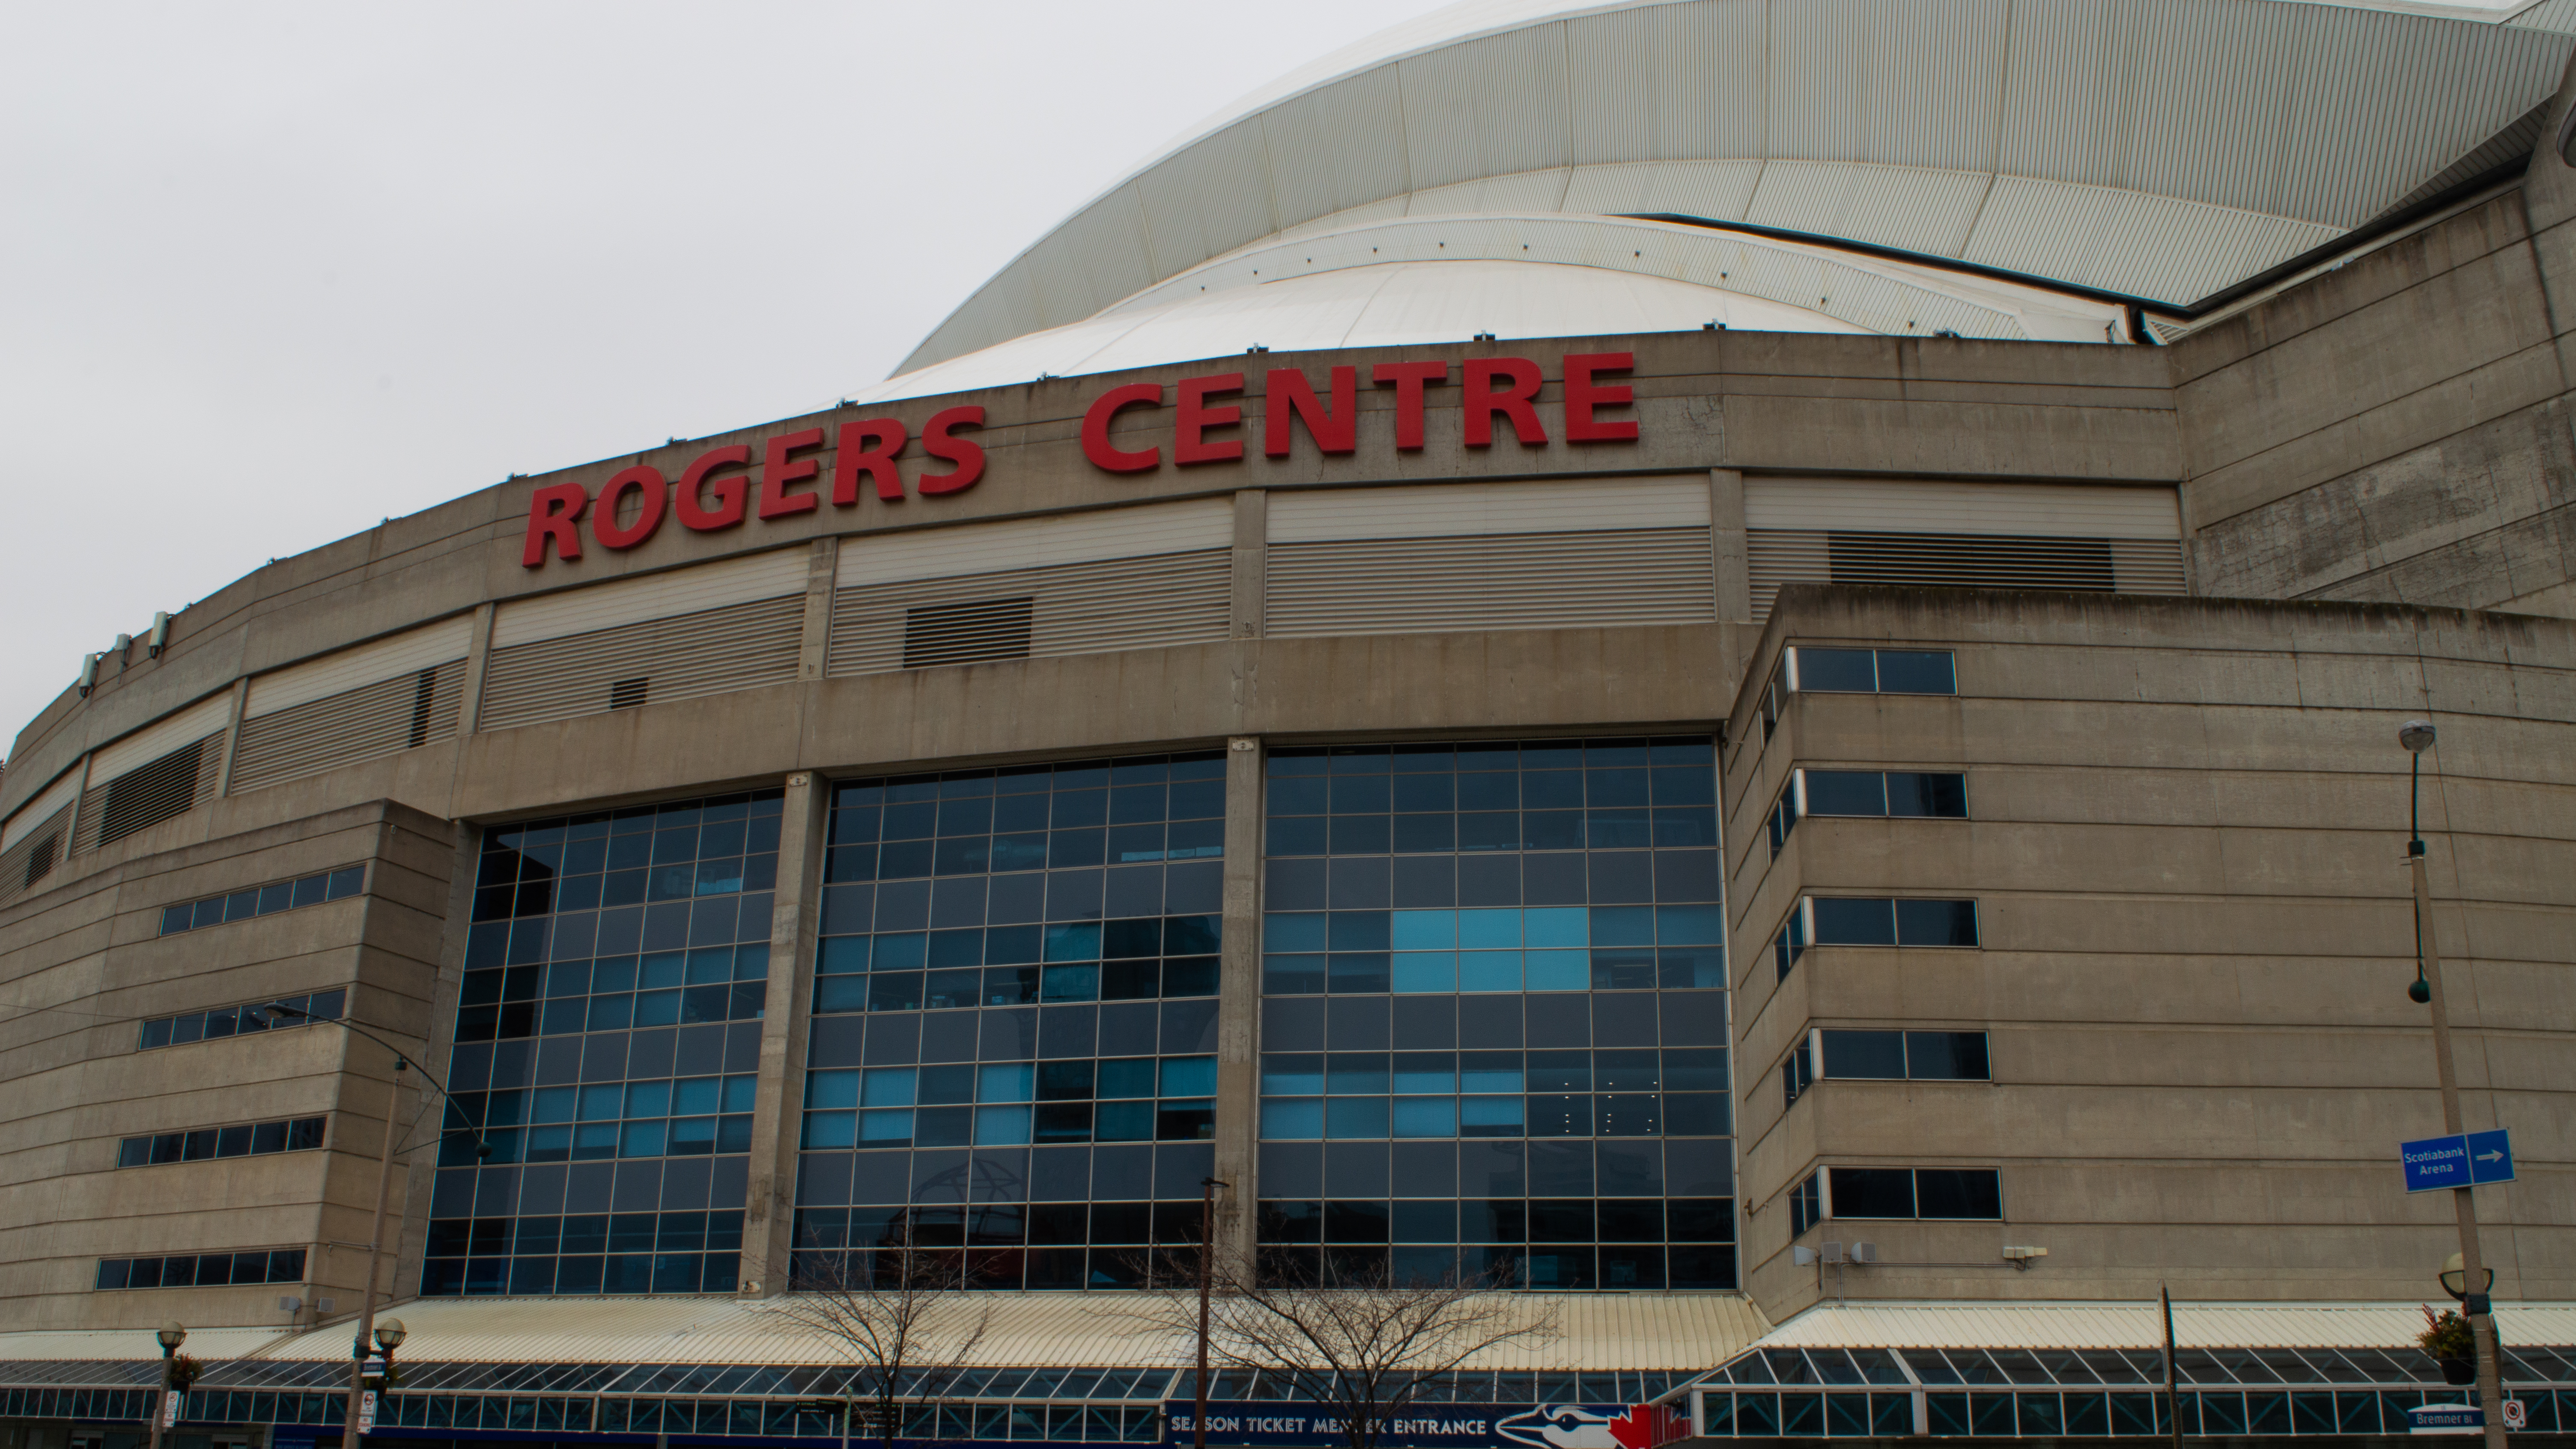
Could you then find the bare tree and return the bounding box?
[1127,1258,1559,1449]
[778,1218,995,1449]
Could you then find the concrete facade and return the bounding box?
[6,55,2576,1350]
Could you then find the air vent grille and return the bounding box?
[1747,530,2187,620]
[480,594,802,733]
[228,660,465,795]
[829,549,1229,677]
[77,737,222,852]
[0,804,70,909]
[1264,528,1715,639]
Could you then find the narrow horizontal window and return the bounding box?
[117,1115,326,1166]
[137,988,344,1051]
[1821,1165,2002,1221]
[1791,896,1980,955]
[158,864,366,935]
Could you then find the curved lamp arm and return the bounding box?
[265,1005,490,1160]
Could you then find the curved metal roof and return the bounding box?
[893,0,2575,377]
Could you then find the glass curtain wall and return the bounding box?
[423,790,781,1294]
[791,753,1226,1291]
[1256,739,1736,1289]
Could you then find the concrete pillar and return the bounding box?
[212,676,253,798]
[1211,735,1264,1273]
[739,769,828,1296]
[1230,489,1267,639]
[389,820,480,1301]
[1710,468,1752,624]
[453,601,498,733]
[799,537,840,681]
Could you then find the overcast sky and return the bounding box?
[0,0,1460,768]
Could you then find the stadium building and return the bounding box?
[5,0,2576,1445]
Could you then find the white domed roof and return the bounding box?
[884,0,2574,385]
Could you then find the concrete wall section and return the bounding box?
[1729,586,2576,1322]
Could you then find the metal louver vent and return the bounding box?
[829,549,1229,677]
[608,677,649,711]
[1264,528,1715,640]
[903,596,1035,669]
[1746,530,2188,620]
[227,660,465,796]
[78,736,221,852]
[0,805,69,909]
[479,594,802,733]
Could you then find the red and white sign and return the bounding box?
[522,352,1640,569]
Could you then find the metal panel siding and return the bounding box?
[1747,1300,2576,1353]
[1745,478,2182,535]
[1996,0,2138,191]
[227,659,465,795]
[827,549,1231,677]
[89,693,235,786]
[1766,0,2007,170]
[478,595,803,733]
[492,549,809,649]
[1562,159,1767,219]
[1268,477,1712,542]
[1744,162,1994,257]
[1566,1,1768,165]
[2124,0,2308,215]
[1137,116,1279,280]
[1260,66,1413,231]
[1964,176,2340,306]
[2510,0,2576,34]
[835,499,1234,587]
[1266,528,1715,638]
[1398,24,1575,195]
[1026,188,1159,327]
[1404,169,1574,217]
[2272,13,2570,229]
[1,766,84,853]
[243,616,475,720]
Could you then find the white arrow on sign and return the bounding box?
[2477,1150,2505,1163]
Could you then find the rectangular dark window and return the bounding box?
[138,991,343,1051]
[1887,771,1968,817]
[119,1114,327,1167]
[1826,1166,1915,1219]
[1799,771,1886,816]
[1895,898,1979,947]
[1786,646,1957,696]
[96,1247,302,1289]
[1794,769,1968,821]
[1789,1171,1822,1237]
[157,865,367,935]
[1773,909,1807,981]
[1905,1031,1990,1080]
[1810,897,1896,945]
[903,596,1034,669]
[1818,1029,1906,1079]
[1822,1166,2002,1221]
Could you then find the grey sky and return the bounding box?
[0,0,1455,766]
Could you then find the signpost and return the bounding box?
[2400,1130,2514,1193]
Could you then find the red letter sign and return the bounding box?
[1563,352,1638,442]
[1464,358,1546,447]
[1082,383,1164,473]
[918,406,987,495]
[676,444,751,531]
[1371,361,1448,450]
[1264,367,1357,456]
[834,419,907,504]
[757,428,827,518]
[592,466,667,550]
[521,483,588,568]
[1175,373,1246,465]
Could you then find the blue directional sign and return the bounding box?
[2466,1129,2516,1184]
[2406,1403,2484,1435]
[2402,1130,2515,1193]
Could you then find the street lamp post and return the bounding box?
[265,1005,485,1448]
[148,1321,185,1449]
[2397,720,2506,1449]
[1195,1177,1229,1449]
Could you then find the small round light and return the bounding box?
[2399,719,2437,753]
[157,1322,187,1350]
[375,1318,406,1351]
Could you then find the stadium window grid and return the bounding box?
[157,865,365,935]
[1667,1344,2576,1438]
[804,1056,1217,1151]
[1783,1030,1989,1108]
[1256,1046,1730,1141]
[433,1073,759,1166]
[137,989,345,1050]
[1773,896,1979,981]
[1765,769,1968,859]
[117,1114,326,1167]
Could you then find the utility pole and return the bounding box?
[2400,721,2506,1449]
